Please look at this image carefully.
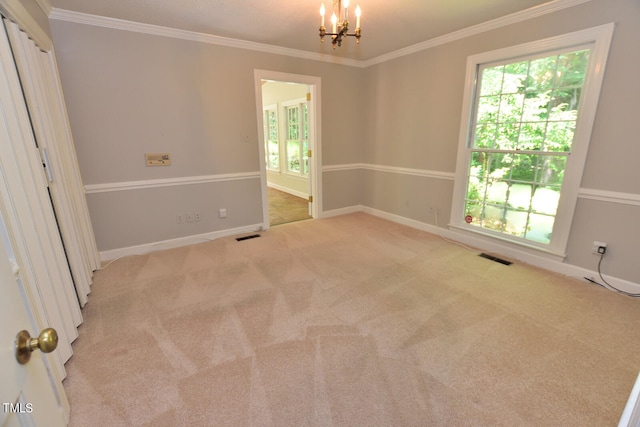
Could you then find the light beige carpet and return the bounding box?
[64,213,640,426]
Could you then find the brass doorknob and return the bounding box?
[15,328,58,365]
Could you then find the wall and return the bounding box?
[50,0,639,286]
[362,0,640,285]
[50,20,365,253]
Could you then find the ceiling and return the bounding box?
[49,0,556,61]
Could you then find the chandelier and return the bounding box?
[319,0,361,48]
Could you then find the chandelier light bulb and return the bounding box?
[317,0,361,48]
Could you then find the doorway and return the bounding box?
[254,71,322,229]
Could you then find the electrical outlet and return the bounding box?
[195,211,201,222]
[592,241,607,255]
[219,208,227,219]
[429,206,440,214]
[186,213,195,223]
[177,214,185,224]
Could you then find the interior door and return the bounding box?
[0,221,65,427]
[305,90,312,217]
[4,18,98,307]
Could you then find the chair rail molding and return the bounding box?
[84,172,261,194]
[578,188,640,206]
[323,163,455,181]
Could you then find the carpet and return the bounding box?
[63,213,640,426]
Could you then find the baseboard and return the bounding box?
[325,205,640,295]
[441,225,640,295]
[99,223,263,262]
[267,182,308,199]
[321,205,363,218]
[359,206,443,235]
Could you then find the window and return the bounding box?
[284,102,309,176]
[264,106,279,171]
[264,99,309,176]
[451,25,614,256]
[466,49,589,245]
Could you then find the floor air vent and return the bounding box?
[479,253,512,266]
[236,234,261,242]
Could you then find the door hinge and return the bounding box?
[308,149,312,157]
[308,195,313,203]
[306,93,311,101]
[40,148,54,183]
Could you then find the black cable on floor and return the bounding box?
[585,253,640,297]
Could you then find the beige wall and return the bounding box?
[50,20,365,252]
[362,0,640,284]
[50,0,639,284]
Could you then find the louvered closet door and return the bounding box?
[0,14,70,421]
[0,16,76,371]
[0,14,99,380]
[5,19,99,307]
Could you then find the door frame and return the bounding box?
[254,70,322,229]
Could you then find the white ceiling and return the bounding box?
[49,0,556,61]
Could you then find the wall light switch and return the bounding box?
[145,153,171,166]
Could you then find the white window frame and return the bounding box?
[263,104,279,172]
[282,98,309,177]
[450,24,614,259]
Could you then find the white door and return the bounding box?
[0,222,65,427]
[305,90,313,217]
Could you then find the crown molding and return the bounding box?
[50,0,593,68]
[0,0,52,49]
[362,0,594,67]
[48,8,364,68]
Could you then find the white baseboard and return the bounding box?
[267,182,308,199]
[99,223,263,262]
[321,205,363,218]
[360,206,443,235]
[324,205,640,295]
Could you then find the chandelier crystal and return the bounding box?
[319,0,361,48]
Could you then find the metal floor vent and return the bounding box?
[236,234,261,242]
[479,253,513,266]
